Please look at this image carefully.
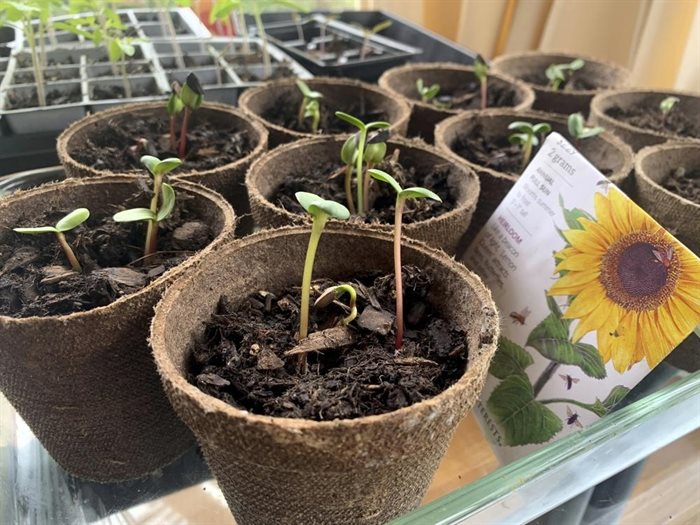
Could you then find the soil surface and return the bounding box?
[662,166,700,204]
[271,149,458,224]
[69,115,253,173]
[89,62,152,78]
[6,85,81,109]
[415,82,519,111]
[0,194,212,318]
[263,91,387,134]
[607,105,700,140]
[520,72,598,91]
[189,266,469,420]
[305,32,385,64]
[91,82,159,101]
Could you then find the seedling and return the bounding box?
[314,284,357,326]
[339,134,358,213]
[295,192,350,371]
[167,82,184,151]
[155,0,188,70]
[659,96,679,123]
[355,19,392,60]
[296,79,323,133]
[474,54,489,109]
[335,111,390,215]
[567,113,603,142]
[545,58,584,90]
[362,131,388,209]
[113,155,182,258]
[177,73,204,159]
[508,121,552,168]
[368,169,441,351]
[14,208,90,273]
[416,78,440,103]
[107,36,136,99]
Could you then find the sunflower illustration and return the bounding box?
[548,189,700,372]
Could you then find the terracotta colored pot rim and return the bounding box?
[378,61,536,114]
[246,135,480,232]
[238,76,411,141]
[635,141,700,210]
[151,223,499,431]
[491,50,631,95]
[56,101,268,179]
[0,175,235,323]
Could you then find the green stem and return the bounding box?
[394,197,405,351]
[25,21,46,107]
[540,398,598,415]
[363,161,374,213]
[178,107,191,160]
[121,61,132,99]
[38,19,47,68]
[161,8,185,70]
[344,164,356,215]
[355,127,368,215]
[144,174,162,258]
[56,232,82,272]
[253,9,271,79]
[533,361,560,397]
[312,110,320,134]
[522,136,533,169]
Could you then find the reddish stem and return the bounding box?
[394,198,405,352]
[178,107,191,160]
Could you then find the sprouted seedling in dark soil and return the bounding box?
[474,54,489,109]
[176,73,204,160]
[296,79,323,133]
[113,155,181,259]
[355,19,391,60]
[508,121,552,169]
[14,208,90,273]
[545,58,584,90]
[339,134,358,214]
[567,112,604,142]
[295,191,350,372]
[314,283,358,326]
[167,82,184,151]
[659,96,679,124]
[368,169,441,351]
[416,78,440,103]
[335,111,390,216]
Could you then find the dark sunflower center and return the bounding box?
[600,231,680,311]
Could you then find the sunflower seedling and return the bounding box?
[295,191,350,372]
[545,58,584,90]
[368,169,441,351]
[335,111,390,216]
[296,79,323,133]
[177,73,204,160]
[113,155,181,259]
[339,134,358,213]
[314,283,358,326]
[508,121,552,169]
[567,112,603,142]
[474,54,489,109]
[659,96,679,124]
[166,82,184,151]
[14,208,90,273]
[355,19,392,60]
[416,78,440,103]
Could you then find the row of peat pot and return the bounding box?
[1,56,699,524]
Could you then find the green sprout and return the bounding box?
[295,191,350,372]
[107,36,136,99]
[177,73,204,160]
[659,96,679,123]
[362,131,388,211]
[474,54,489,109]
[335,111,390,216]
[296,79,323,134]
[14,208,90,273]
[416,78,440,103]
[314,283,358,326]
[567,113,604,142]
[545,58,584,90]
[339,134,358,214]
[368,169,441,351]
[167,81,184,151]
[508,121,552,169]
[355,19,392,60]
[113,155,181,259]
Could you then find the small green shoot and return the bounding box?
[335,111,390,216]
[368,169,441,351]
[295,191,350,372]
[314,283,357,326]
[340,134,358,214]
[14,208,90,272]
[166,81,184,151]
[567,113,603,142]
[474,54,489,109]
[416,78,440,103]
[113,155,182,259]
[296,79,323,134]
[355,19,392,60]
[508,121,552,169]
[659,96,679,123]
[545,58,584,90]
[177,73,204,159]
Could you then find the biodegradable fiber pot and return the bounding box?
[238,76,411,148]
[434,108,634,244]
[590,89,700,152]
[635,142,700,371]
[246,135,480,254]
[491,51,629,116]
[150,225,499,525]
[56,101,268,235]
[0,176,235,481]
[378,62,535,143]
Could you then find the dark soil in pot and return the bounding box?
[191,266,467,420]
[0,194,212,318]
[6,85,82,109]
[606,105,700,140]
[661,166,700,204]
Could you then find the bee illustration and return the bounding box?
[596,180,612,190]
[652,246,674,268]
[509,306,531,325]
[559,374,580,390]
[566,406,583,428]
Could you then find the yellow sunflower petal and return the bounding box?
[571,302,615,342]
[564,282,609,319]
[640,311,671,369]
[609,311,638,372]
[563,229,607,255]
[668,295,700,331]
[578,218,616,246]
[607,189,635,234]
[555,252,602,273]
[593,192,618,236]
[549,269,600,296]
[657,303,689,350]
